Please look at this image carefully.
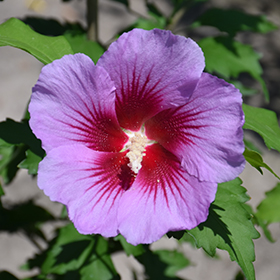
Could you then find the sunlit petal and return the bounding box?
[98,29,205,131]
[146,73,245,183]
[118,144,217,245]
[29,53,128,153]
[38,145,133,237]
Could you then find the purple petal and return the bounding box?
[145,73,245,183]
[117,144,217,245]
[29,53,128,153]
[38,144,131,237]
[97,29,205,131]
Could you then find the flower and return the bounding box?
[29,28,245,245]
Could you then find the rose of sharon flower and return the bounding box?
[29,29,245,245]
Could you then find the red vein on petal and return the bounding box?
[77,153,135,213]
[138,144,188,210]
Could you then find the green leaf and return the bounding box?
[40,223,94,275]
[0,200,55,245]
[0,139,26,185]
[244,148,280,179]
[0,271,19,280]
[187,178,260,280]
[243,139,261,154]
[18,149,42,175]
[243,203,274,242]
[80,236,120,280]
[115,235,146,257]
[253,216,275,242]
[192,8,277,37]
[154,250,190,277]
[0,183,4,196]
[198,36,268,101]
[178,231,197,247]
[0,119,44,157]
[166,230,185,240]
[64,32,104,63]
[27,223,119,279]
[23,17,69,36]
[0,139,14,184]
[136,248,187,280]
[256,183,280,224]
[0,18,74,64]
[243,104,280,153]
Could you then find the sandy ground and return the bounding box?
[0,0,280,279]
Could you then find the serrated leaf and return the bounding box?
[187,178,259,280]
[244,148,280,179]
[243,104,280,153]
[198,36,269,101]
[178,232,197,247]
[0,18,74,64]
[80,236,120,280]
[253,216,275,242]
[115,235,146,256]
[64,32,104,63]
[27,231,119,279]
[243,203,274,243]
[256,183,280,224]
[193,8,277,37]
[40,223,94,275]
[18,149,42,175]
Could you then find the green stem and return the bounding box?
[87,0,98,42]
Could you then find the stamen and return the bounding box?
[125,132,148,173]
